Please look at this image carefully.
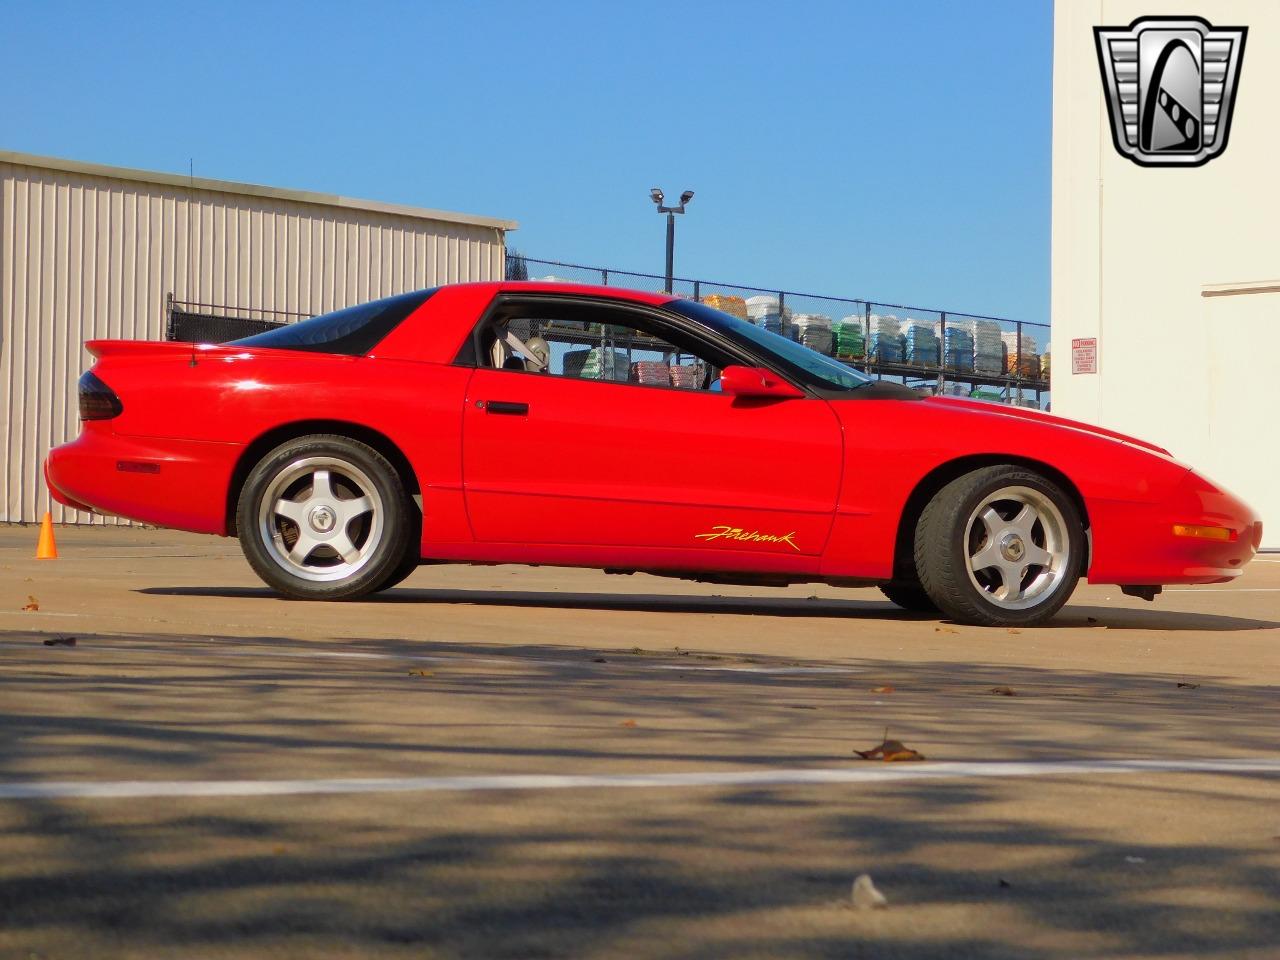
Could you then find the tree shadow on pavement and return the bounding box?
[1,628,1278,958]
[136,585,1280,632]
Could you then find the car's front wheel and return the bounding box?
[237,435,412,600]
[914,465,1084,627]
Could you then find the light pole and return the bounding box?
[649,188,693,293]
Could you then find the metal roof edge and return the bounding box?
[0,148,519,232]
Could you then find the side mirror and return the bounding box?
[719,365,805,400]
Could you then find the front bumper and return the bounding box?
[45,424,242,535]
[1088,469,1261,585]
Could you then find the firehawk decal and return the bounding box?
[695,525,801,552]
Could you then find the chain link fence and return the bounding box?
[161,257,1052,408]
[510,255,1051,407]
[165,294,308,344]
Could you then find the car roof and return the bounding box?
[450,280,676,306]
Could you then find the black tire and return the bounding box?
[915,465,1084,627]
[373,518,422,593]
[879,582,940,613]
[237,435,412,600]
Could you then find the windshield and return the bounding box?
[666,299,872,391]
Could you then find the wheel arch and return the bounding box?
[225,420,422,536]
[891,454,1092,581]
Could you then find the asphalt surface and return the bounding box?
[1,525,1278,959]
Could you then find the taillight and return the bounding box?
[79,371,123,420]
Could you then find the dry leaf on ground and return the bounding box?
[620,719,638,728]
[988,685,1018,696]
[870,685,895,694]
[854,738,926,762]
[851,874,888,909]
[407,669,433,677]
[21,595,39,611]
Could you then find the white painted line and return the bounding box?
[0,639,857,676]
[1,611,85,618]
[2,759,1277,801]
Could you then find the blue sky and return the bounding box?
[1,0,1052,322]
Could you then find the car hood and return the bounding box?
[919,395,1172,456]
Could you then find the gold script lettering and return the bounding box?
[694,525,801,552]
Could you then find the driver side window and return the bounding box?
[477,299,727,391]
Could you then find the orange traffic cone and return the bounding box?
[36,511,58,560]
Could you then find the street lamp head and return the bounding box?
[679,190,694,205]
[650,187,664,205]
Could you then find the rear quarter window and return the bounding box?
[231,289,435,355]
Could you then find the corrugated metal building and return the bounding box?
[0,150,517,524]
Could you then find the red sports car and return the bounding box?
[46,282,1261,626]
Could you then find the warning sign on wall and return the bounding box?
[1071,338,1098,374]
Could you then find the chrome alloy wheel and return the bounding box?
[963,485,1070,610]
[257,456,385,582]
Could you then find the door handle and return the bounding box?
[484,401,529,416]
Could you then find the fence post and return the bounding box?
[937,311,947,395]
[693,280,701,301]
[165,292,174,341]
[865,302,876,377]
[602,269,609,286]
[1015,320,1024,405]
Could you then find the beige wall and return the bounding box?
[0,155,511,524]
[1052,0,1280,547]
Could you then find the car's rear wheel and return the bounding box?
[915,465,1084,626]
[878,582,939,613]
[237,435,412,600]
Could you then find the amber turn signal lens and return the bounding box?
[1172,524,1236,542]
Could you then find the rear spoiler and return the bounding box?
[86,339,271,361]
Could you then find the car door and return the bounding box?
[459,295,845,567]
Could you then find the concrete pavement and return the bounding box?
[1,525,1277,958]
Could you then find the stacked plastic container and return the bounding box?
[868,314,904,363]
[938,319,975,371]
[669,362,702,390]
[631,360,670,386]
[791,314,833,354]
[902,318,939,367]
[973,320,1004,374]
[834,315,867,358]
[701,293,749,320]
[565,347,627,381]
[745,295,791,339]
[1001,330,1039,376]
